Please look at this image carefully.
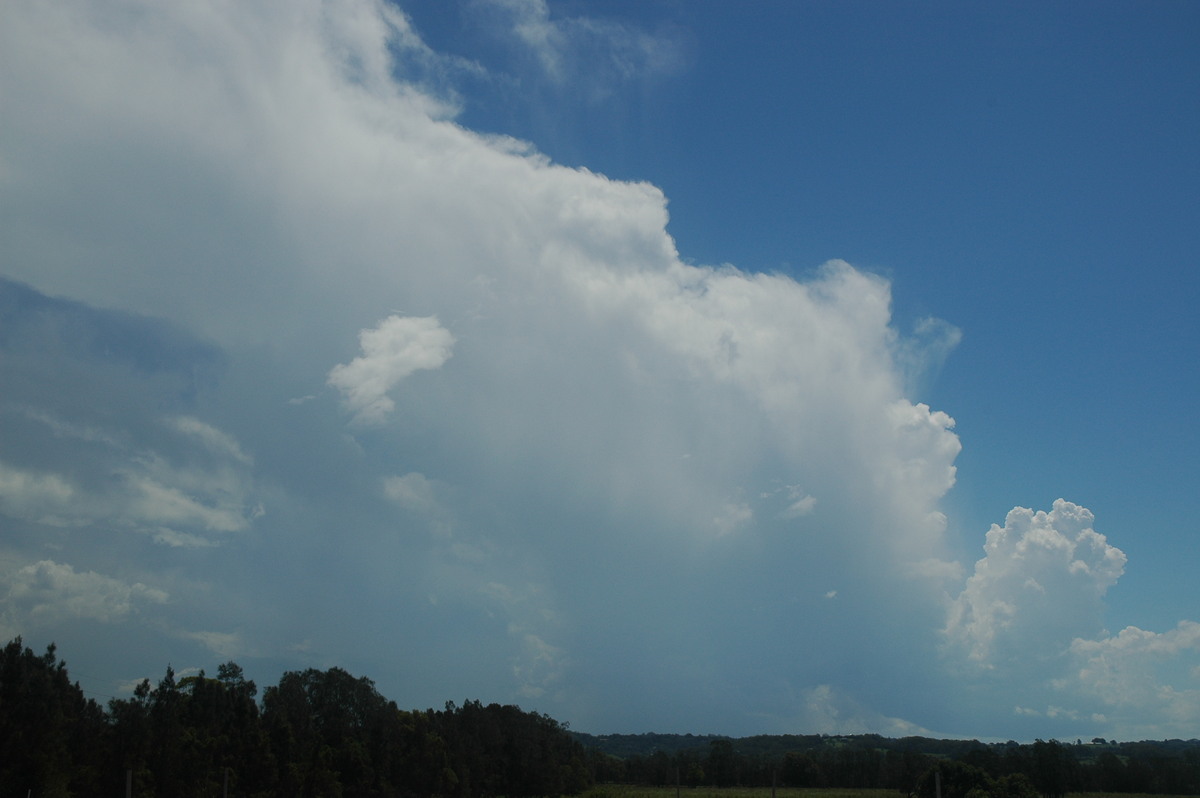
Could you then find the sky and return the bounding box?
[1,0,1197,743]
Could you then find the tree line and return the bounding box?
[578,732,1200,796]
[5,636,1199,797]
[1,637,589,797]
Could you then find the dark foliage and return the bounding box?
[0,638,589,797]
[5,637,1199,796]
[575,731,1200,795]
[0,638,108,796]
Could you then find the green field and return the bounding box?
[580,788,898,798]
[579,790,1195,798]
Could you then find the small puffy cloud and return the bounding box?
[3,560,168,628]
[328,315,455,424]
[383,471,437,514]
[713,502,752,535]
[781,491,817,519]
[945,499,1126,669]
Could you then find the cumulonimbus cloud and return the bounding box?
[3,0,1192,739]
[0,0,963,735]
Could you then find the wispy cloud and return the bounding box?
[473,0,687,97]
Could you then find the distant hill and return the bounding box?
[571,731,1200,795]
[573,731,996,759]
[573,730,1200,760]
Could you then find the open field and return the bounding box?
[579,790,1197,798]
[580,788,899,798]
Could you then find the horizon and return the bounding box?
[1,0,1197,742]
[6,632,1189,746]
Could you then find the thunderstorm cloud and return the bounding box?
[0,0,1194,740]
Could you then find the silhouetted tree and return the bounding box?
[0,638,106,796]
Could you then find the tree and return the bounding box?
[435,699,591,797]
[706,739,736,786]
[107,678,154,796]
[1029,739,1076,798]
[0,638,107,796]
[779,750,824,787]
[914,760,1024,798]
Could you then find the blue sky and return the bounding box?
[1,0,1197,742]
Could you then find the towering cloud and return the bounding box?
[945,499,1127,670]
[0,0,1194,740]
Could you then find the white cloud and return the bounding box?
[478,580,568,699]
[180,629,246,659]
[11,407,124,449]
[0,461,75,524]
[149,527,219,549]
[4,0,1126,737]
[0,409,256,543]
[935,501,1199,739]
[166,416,253,465]
[944,499,1126,669]
[713,502,753,536]
[490,0,565,79]
[1065,621,1200,739]
[904,557,965,583]
[2,559,168,629]
[476,0,686,95]
[328,315,455,424]
[0,0,966,733]
[896,316,963,395]
[124,470,249,534]
[513,630,566,699]
[780,684,934,737]
[781,492,817,519]
[383,472,437,514]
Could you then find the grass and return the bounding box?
[580,788,897,798]
[1071,795,1193,798]
[579,790,1197,798]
